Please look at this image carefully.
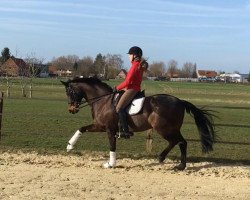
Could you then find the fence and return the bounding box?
[0,79,249,164]
[0,92,3,140]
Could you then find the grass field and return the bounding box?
[0,78,249,164]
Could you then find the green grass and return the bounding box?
[0,78,249,165]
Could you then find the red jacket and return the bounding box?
[116,61,143,91]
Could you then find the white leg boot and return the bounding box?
[103,151,116,168]
[66,130,82,152]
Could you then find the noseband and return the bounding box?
[67,86,82,107]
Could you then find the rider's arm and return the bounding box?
[116,62,138,90]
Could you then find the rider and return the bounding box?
[114,46,148,139]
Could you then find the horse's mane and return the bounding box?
[68,77,113,92]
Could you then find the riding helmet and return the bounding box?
[127,46,143,57]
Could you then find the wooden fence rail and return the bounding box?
[0,92,3,140]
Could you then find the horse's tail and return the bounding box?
[182,100,216,153]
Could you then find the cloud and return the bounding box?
[0,17,61,33]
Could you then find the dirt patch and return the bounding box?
[0,151,249,200]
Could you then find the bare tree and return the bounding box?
[105,54,123,79]
[167,59,178,78]
[24,53,45,98]
[181,62,195,78]
[105,54,123,70]
[78,56,94,77]
[149,61,166,77]
[51,55,79,71]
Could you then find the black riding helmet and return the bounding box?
[127,46,143,57]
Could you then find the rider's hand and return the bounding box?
[113,87,117,93]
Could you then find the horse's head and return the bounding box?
[61,80,84,114]
[61,77,113,114]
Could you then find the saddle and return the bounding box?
[113,90,145,115]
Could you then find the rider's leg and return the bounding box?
[116,89,137,139]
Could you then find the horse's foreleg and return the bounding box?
[67,124,102,152]
[67,130,82,152]
[103,130,117,168]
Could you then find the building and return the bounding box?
[0,56,29,76]
[241,74,249,83]
[197,70,217,78]
[220,73,242,83]
[116,69,127,79]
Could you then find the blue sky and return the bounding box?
[0,0,250,73]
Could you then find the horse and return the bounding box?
[61,77,216,170]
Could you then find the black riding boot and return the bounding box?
[118,109,130,139]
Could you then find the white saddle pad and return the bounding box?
[127,97,145,115]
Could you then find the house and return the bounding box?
[220,73,242,83]
[241,74,249,83]
[0,56,29,76]
[166,72,179,78]
[197,70,217,78]
[116,69,127,79]
[56,69,72,77]
[48,66,58,77]
[47,66,72,77]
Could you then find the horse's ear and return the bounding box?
[60,80,68,86]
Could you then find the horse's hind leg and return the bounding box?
[158,131,187,170]
[158,131,179,163]
[158,140,176,163]
[175,134,187,170]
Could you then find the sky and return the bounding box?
[0,0,250,73]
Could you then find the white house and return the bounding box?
[220,73,242,83]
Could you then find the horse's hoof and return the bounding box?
[173,163,186,171]
[66,144,74,152]
[103,162,116,169]
[158,156,165,163]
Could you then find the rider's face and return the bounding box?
[128,54,134,62]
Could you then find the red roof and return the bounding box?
[197,70,217,78]
[10,56,26,67]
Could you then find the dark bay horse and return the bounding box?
[61,77,216,170]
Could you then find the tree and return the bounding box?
[91,53,106,77]
[105,54,123,70]
[149,61,166,77]
[24,53,45,98]
[78,56,94,77]
[192,63,197,78]
[181,62,195,78]
[51,55,79,70]
[73,62,79,77]
[248,71,250,82]
[1,47,11,63]
[105,54,123,79]
[167,59,178,78]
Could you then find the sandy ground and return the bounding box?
[0,151,249,200]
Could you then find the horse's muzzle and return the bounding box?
[68,105,79,114]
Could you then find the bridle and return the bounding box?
[67,85,113,109]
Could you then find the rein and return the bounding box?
[78,92,114,109]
